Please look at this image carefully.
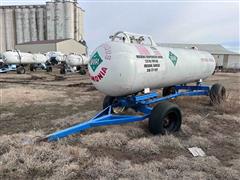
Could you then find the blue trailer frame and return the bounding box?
[45,84,210,141]
[0,64,17,73]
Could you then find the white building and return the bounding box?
[15,39,87,55]
[158,43,240,69]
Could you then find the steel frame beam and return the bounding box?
[0,64,16,73]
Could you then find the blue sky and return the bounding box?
[1,0,239,53]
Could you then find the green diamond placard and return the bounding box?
[169,51,178,66]
[90,52,103,72]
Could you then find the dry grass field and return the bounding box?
[0,71,239,179]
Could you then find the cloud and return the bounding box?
[160,3,238,42]
[81,1,239,53]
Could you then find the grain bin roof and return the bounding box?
[157,43,238,55]
[0,5,45,8]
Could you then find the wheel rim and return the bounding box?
[163,111,178,132]
[112,99,125,114]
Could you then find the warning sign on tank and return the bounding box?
[90,52,103,72]
[169,51,178,66]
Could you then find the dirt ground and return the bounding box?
[0,70,239,179]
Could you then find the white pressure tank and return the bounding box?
[66,53,89,66]
[3,50,47,64]
[88,31,216,97]
[46,51,65,62]
[32,53,48,63]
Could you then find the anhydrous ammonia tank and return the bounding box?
[46,51,65,62]
[66,54,89,66]
[32,54,48,63]
[3,50,47,64]
[88,31,216,97]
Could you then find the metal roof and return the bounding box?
[0,5,45,8]
[157,43,238,55]
[16,39,71,45]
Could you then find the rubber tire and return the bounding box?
[209,83,226,105]
[46,66,52,72]
[149,101,182,135]
[79,69,86,75]
[103,96,116,110]
[60,67,66,74]
[162,86,176,97]
[30,64,34,71]
[17,66,25,74]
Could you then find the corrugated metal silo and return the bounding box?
[43,6,47,40]
[4,8,15,50]
[29,7,37,41]
[15,7,24,44]
[0,8,6,52]
[55,1,65,39]
[78,8,84,40]
[22,7,31,42]
[0,1,83,51]
[74,4,79,41]
[64,1,75,39]
[46,2,55,40]
[37,7,45,41]
[80,9,84,39]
